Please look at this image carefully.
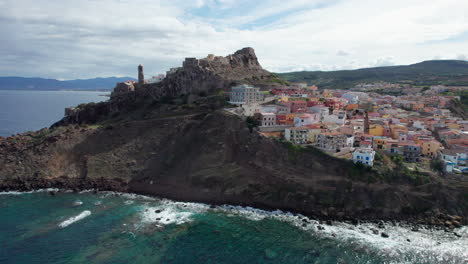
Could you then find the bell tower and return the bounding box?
[138,64,144,85]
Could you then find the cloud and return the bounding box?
[373,57,396,67]
[0,0,467,79]
[336,50,350,56]
[456,54,467,61]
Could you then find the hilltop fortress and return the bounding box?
[111,47,272,100]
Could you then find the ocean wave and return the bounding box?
[210,205,467,264]
[138,199,210,227]
[0,188,59,195]
[58,210,91,228]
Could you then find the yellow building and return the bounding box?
[390,125,408,140]
[447,123,460,129]
[373,137,390,150]
[307,129,322,143]
[369,124,384,136]
[322,89,333,98]
[285,114,299,125]
[420,140,441,157]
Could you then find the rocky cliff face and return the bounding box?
[1,104,467,225]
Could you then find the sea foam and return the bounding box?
[58,210,91,228]
[210,205,468,264]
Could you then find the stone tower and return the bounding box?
[138,64,144,85]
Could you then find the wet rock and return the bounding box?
[452,221,461,228]
[454,232,462,238]
[381,232,389,238]
[411,227,419,232]
[326,220,333,226]
[371,229,379,235]
[317,225,325,230]
[155,209,162,213]
[156,218,161,221]
[406,239,411,242]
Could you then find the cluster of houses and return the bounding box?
[228,83,468,174]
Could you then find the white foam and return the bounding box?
[209,205,468,263]
[0,188,59,195]
[72,200,83,206]
[58,210,91,228]
[138,199,209,227]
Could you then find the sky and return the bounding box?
[0,0,467,79]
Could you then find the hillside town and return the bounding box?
[226,83,468,174]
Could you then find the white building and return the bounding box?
[229,84,264,106]
[342,93,359,104]
[440,149,468,173]
[322,113,346,125]
[352,148,376,166]
[293,113,320,127]
[285,127,309,144]
[242,103,260,116]
[260,104,290,114]
[260,113,277,127]
[146,74,165,84]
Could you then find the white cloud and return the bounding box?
[337,50,350,56]
[0,0,467,79]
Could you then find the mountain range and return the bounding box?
[0,77,137,91]
[277,60,468,89]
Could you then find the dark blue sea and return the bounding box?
[0,91,467,263]
[0,90,107,137]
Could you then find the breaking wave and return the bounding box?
[58,210,91,228]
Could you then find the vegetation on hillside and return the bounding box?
[277,60,468,89]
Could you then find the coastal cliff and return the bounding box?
[0,48,467,227]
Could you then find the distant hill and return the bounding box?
[277,60,468,89]
[0,77,137,91]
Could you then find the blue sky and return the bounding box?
[0,0,467,79]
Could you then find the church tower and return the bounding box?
[138,64,144,85]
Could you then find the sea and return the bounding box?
[0,90,108,138]
[0,90,467,264]
[0,191,466,264]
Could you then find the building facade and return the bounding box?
[352,148,376,166]
[229,84,264,105]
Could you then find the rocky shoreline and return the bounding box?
[1,176,464,234]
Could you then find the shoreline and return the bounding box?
[0,178,465,231]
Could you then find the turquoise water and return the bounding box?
[0,90,108,137]
[0,191,466,264]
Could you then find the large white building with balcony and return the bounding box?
[229,84,264,106]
